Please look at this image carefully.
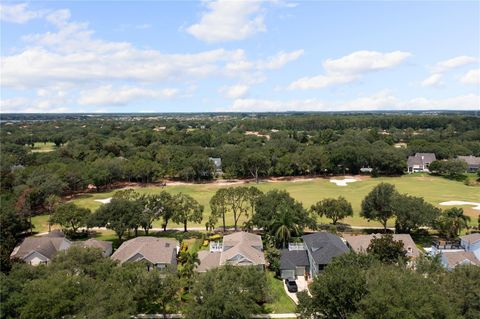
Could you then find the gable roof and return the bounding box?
[407,153,436,167]
[458,156,480,166]
[45,230,66,238]
[343,234,421,258]
[280,249,309,270]
[302,232,349,265]
[76,239,113,252]
[10,236,71,261]
[220,232,265,266]
[111,237,178,265]
[196,251,221,272]
[443,251,480,269]
[460,233,480,245]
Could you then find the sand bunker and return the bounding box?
[94,197,112,204]
[330,178,358,186]
[439,201,480,211]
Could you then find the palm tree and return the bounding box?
[437,208,471,239]
[178,251,200,280]
[270,207,301,248]
[446,208,470,238]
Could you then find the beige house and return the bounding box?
[343,234,421,259]
[197,232,266,272]
[10,231,71,266]
[111,237,178,270]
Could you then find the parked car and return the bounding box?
[285,278,298,292]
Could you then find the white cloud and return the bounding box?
[45,9,71,27]
[78,85,178,106]
[0,94,70,113]
[186,0,266,43]
[460,69,480,85]
[289,50,411,90]
[221,84,250,99]
[225,92,479,112]
[421,73,443,87]
[257,50,304,70]
[323,50,412,75]
[0,3,44,23]
[289,74,358,90]
[1,10,301,93]
[434,56,476,73]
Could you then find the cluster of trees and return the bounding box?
[1,247,181,319]
[360,182,471,236]
[88,190,204,238]
[429,159,468,179]
[2,114,478,216]
[1,247,274,319]
[297,252,480,319]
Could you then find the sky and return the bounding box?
[0,0,479,113]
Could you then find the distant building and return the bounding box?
[10,231,71,266]
[111,237,178,270]
[343,234,421,259]
[208,157,222,173]
[407,153,436,173]
[457,156,480,172]
[197,232,266,272]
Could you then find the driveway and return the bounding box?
[283,276,308,305]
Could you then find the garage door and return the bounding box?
[281,269,295,279]
[295,266,305,277]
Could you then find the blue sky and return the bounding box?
[1,0,479,113]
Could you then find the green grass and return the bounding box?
[67,174,479,229]
[29,142,56,153]
[264,271,297,313]
[31,215,51,233]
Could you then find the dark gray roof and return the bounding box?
[280,249,309,270]
[407,153,436,167]
[302,232,349,265]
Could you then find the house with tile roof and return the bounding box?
[407,153,436,173]
[302,232,349,276]
[441,251,480,271]
[458,155,480,172]
[279,244,309,279]
[197,232,265,272]
[111,237,178,270]
[10,231,71,266]
[343,233,421,259]
[75,238,113,257]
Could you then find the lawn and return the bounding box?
[264,271,297,313]
[31,215,51,233]
[67,174,479,230]
[29,142,56,153]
